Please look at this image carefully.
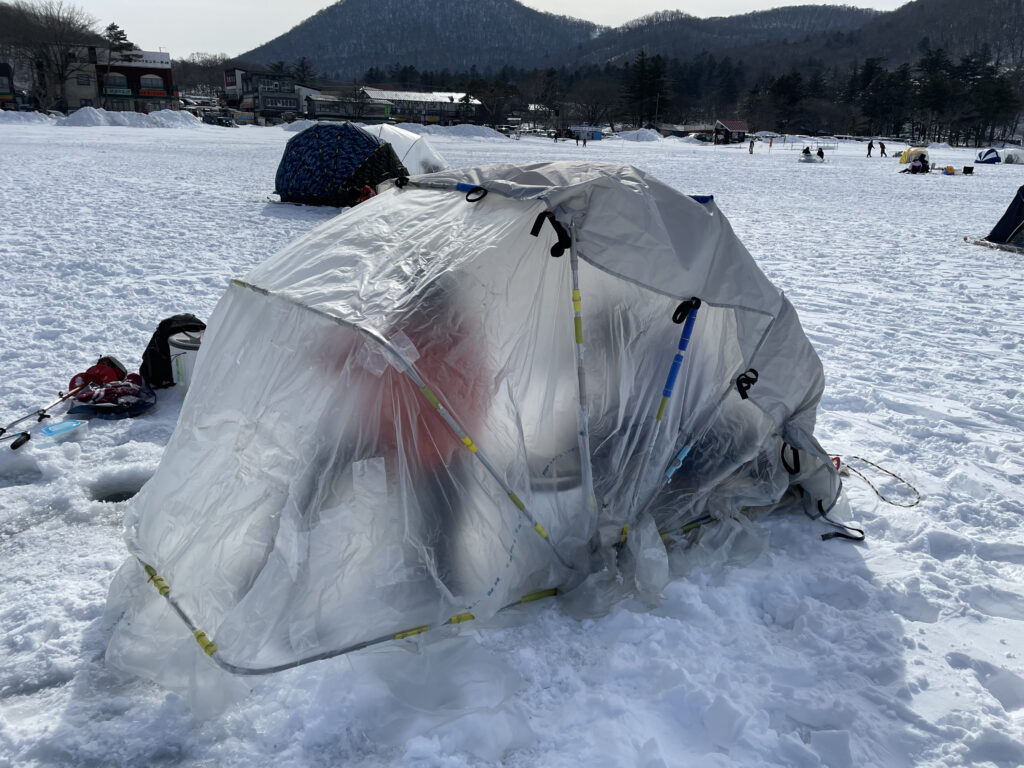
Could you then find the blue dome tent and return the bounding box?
[274,123,409,207]
[976,147,1001,164]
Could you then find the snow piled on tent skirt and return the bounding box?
[1,122,1023,768]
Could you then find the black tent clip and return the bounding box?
[672,297,701,324]
[530,211,572,257]
[736,368,759,400]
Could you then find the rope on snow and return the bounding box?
[832,454,921,508]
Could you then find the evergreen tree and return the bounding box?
[292,56,316,84]
[100,22,140,109]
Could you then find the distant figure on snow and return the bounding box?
[749,138,755,154]
[879,141,887,157]
[867,140,874,157]
[802,146,811,156]
[582,136,587,148]
[901,155,929,174]
[575,134,579,146]
[816,147,825,160]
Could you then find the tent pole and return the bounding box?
[567,226,597,519]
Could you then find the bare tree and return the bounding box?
[0,0,98,110]
[173,52,231,97]
[566,76,618,129]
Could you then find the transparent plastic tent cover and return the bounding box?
[105,162,839,693]
[358,123,448,174]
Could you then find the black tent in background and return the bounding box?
[274,123,409,207]
[984,186,1024,249]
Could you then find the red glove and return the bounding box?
[69,363,122,393]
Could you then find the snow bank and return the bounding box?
[663,134,705,145]
[58,107,203,128]
[282,119,317,133]
[395,122,508,140]
[0,110,54,125]
[617,128,662,142]
[928,141,953,150]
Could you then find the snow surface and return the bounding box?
[1,123,1024,768]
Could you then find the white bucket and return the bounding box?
[168,330,204,390]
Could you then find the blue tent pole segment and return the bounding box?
[657,298,701,421]
[625,298,701,528]
[398,177,489,202]
[665,443,692,484]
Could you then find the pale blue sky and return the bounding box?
[82,0,907,59]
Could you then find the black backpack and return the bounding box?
[140,314,207,389]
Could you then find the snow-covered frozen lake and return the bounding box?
[1,116,1023,767]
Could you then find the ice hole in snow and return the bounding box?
[87,468,152,503]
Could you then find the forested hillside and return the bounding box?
[231,0,1024,145]
[243,0,599,80]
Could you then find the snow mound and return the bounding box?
[282,119,318,133]
[617,128,662,142]
[664,135,704,145]
[0,110,53,125]
[928,142,953,150]
[59,107,202,128]
[147,110,203,128]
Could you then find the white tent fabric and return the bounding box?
[358,123,447,174]
[104,161,845,706]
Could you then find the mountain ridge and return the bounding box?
[239,0,1024,81]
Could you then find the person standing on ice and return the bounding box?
[817,147,825,160]
[879,141,887,157]
[867,139,874,157]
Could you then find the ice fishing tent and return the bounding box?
[274,122,408,206]
[983,185,1024,248]
[1002,148,1024,165]
[977,148,1002,164]
[357,123,448,174]
[900,147,929,164]
[105,161,848,701]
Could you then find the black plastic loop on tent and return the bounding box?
[465,186,487,203]
[672,297,701,324]
[529,211,572,257]
[781,443,801,474]
[736,368,759,400]
[817,499,866,542]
